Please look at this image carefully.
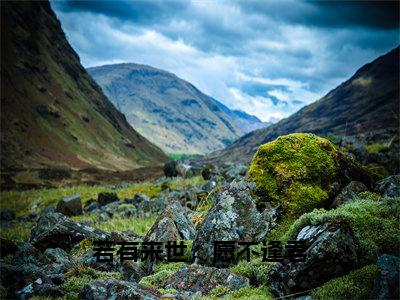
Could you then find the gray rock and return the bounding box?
[79,278,161,300]
[331,181,368,208]
[192,178,276,267]
[223,164,248,181]
[176,163,195,178]
[269,222,358,297]
[164,160,178,177]
[43,248,71,274]
[98,192,119,206]
[375,175,400,197]
[55,194,82,216]
[162,264,249,295]
[30,212,110,251]
[144,201,196,242]
[370,254,399,299]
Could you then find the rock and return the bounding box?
[331,181,368,208]
[176,163,194,178]
[84,199,99,212]
[370,254,399,299]
[0,237,18,258]
[97,192,119,207]
[247,133,373,216]
[43,248,71,274]
[222,164,248,181]
[162,264,249,295]
[133,193,150,204]
[17,276,65,299]
[269,222,358,297]
[192,179,276,267]
[79,278,161,300]
[375,175,400,197]
[29,212,110,251]
[145,201,196,242]
[0,209,15,221]
[0,260,20,286]
[12,243,44,268]
[201,164,219,180]
[164,160,178,177]
[55,194,83,216]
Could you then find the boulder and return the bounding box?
[55,194,82,216]
[201,164,219,180]
[269,222,358,297]
[164,160,178,177]
[30,212,110,251]
[192,179,276,267]
[176,163,194,178]
[375,175,400,197]
[145,201,196,242]
[370,254,399,299]
[97,192,119,206]
[162,264,249,296]
[247,133,373,216]
[79,278,161,300]
[222,164,248,181]
[331,181,368,208]
[43,248,71,274]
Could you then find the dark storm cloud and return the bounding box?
[54,0,188,24]
[239,0,399,29]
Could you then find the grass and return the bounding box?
[167,153,202,160]
[311,264,378,300]
[95,216,157,236]
[365,143,389,154]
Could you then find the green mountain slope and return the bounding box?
[0,1,167,172]
[88,64,245,154]
[208,47,400,163]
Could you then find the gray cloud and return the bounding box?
[50,0,399,122]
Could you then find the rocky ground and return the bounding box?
[0,133,399,300]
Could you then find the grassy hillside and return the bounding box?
[0,1,167,176]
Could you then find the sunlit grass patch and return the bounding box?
[95,216,157,236]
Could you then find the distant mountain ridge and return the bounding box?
[88,63,265,154]
[0,1,167,172]
[207,46,400,163]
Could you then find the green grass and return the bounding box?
[311,264,378,300]
[95,216,157,236]
[167,153,202,160]
[365,143,389,154]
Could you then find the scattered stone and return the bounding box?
[331,181,368,208]
[30,212,109,251]
[84,199,99,212]
[370,254,399,299]
[164,160,178,177]
[0,209,15,221]
[375,175,400,197]
[269,222,358,297]
[176,163,194,178]
[192,179,276,267]
[223,164,248,181]
[162,264,249,295]
[55,194,83,216]
[79,278,162,300]
[97,192,119,207]
[43,248,71,274]
[201,164,218,180]
[145,201,196,242]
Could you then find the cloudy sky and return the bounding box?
[51,0,399,122]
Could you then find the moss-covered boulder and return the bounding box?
[247,133,373,216]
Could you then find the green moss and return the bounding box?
[311,264,378,300]
[139,262,186,290]
[230,258,275,286]
[365,143,389,154]
[61,265,122,296]
[248,133,341,216]
[284,194,400,263]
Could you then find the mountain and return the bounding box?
[0,1,167,173]
[88,64,244,154]
[207,47,400,163]
[213,99,271,133]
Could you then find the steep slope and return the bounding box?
[0,1,167,172]
[88,64,242,154]
[213,99,271,133]
[208,47,400,163]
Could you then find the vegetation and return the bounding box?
[284,193,400,263]
[365,142,389,154]
[311,264,379,300]
[167,153,202,160]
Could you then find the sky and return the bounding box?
[51,0,399,122]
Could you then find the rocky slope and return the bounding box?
[0,1,167,173]
[88,64,258,154]
[207,47,400,164]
